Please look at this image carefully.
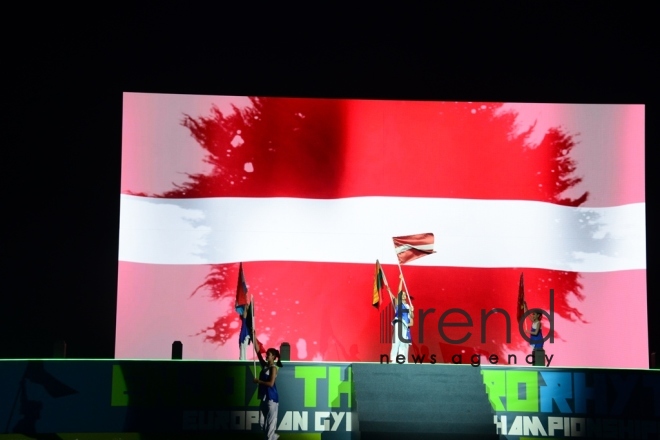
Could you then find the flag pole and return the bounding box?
[385,284,396,306]
[379,261,396,306]
[251,295,257,377]
[395,261,416,359]
[396,261,414,311]
[518,272,529,335]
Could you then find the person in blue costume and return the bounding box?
[253,340,283,440]
[529,311,544,350]
[390,290,414,363]
[237,303,251,360]
[524,303,544,350]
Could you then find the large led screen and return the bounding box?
[118,93,646,368]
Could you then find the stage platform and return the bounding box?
[1,360,658,439]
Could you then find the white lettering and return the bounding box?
[278,411,292,431]
[508,416,523,435]
[331,412,344,431]
[494,415,507,435]
[294,411,308,430]
[571,417,585,437]
[245,410,259,430]
[345,412,352,431]
[548,416,563,436]
[315,411,330,431]
[523,416,547,436]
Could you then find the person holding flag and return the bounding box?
[250,296,282,440]
[252,328,283,440]
[235,262,259,360]
[390,277,414,363]
[387,233,434,363]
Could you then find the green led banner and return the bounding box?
[1,360,657,438]
[482,367,659,438]
[0,360,356,439]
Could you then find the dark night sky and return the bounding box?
[4,5,657,362]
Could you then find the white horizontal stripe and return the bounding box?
[118,195,646,272]
[395,244,435,254]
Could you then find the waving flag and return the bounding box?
[235,262,249,311]
[117,95,647,368]
[372,260,389,309]
[393,233,436,264]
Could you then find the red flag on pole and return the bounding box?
[235,262,249,312]
[392,233,435,264]
[254,336,266,354]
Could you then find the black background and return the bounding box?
[4,5,657,363]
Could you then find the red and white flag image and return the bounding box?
[117,94,646,368]
[393,233,435,264]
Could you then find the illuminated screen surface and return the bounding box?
[118,93,646,368]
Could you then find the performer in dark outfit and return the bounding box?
[253,339,283,440]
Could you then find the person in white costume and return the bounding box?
[390,289,414,363]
